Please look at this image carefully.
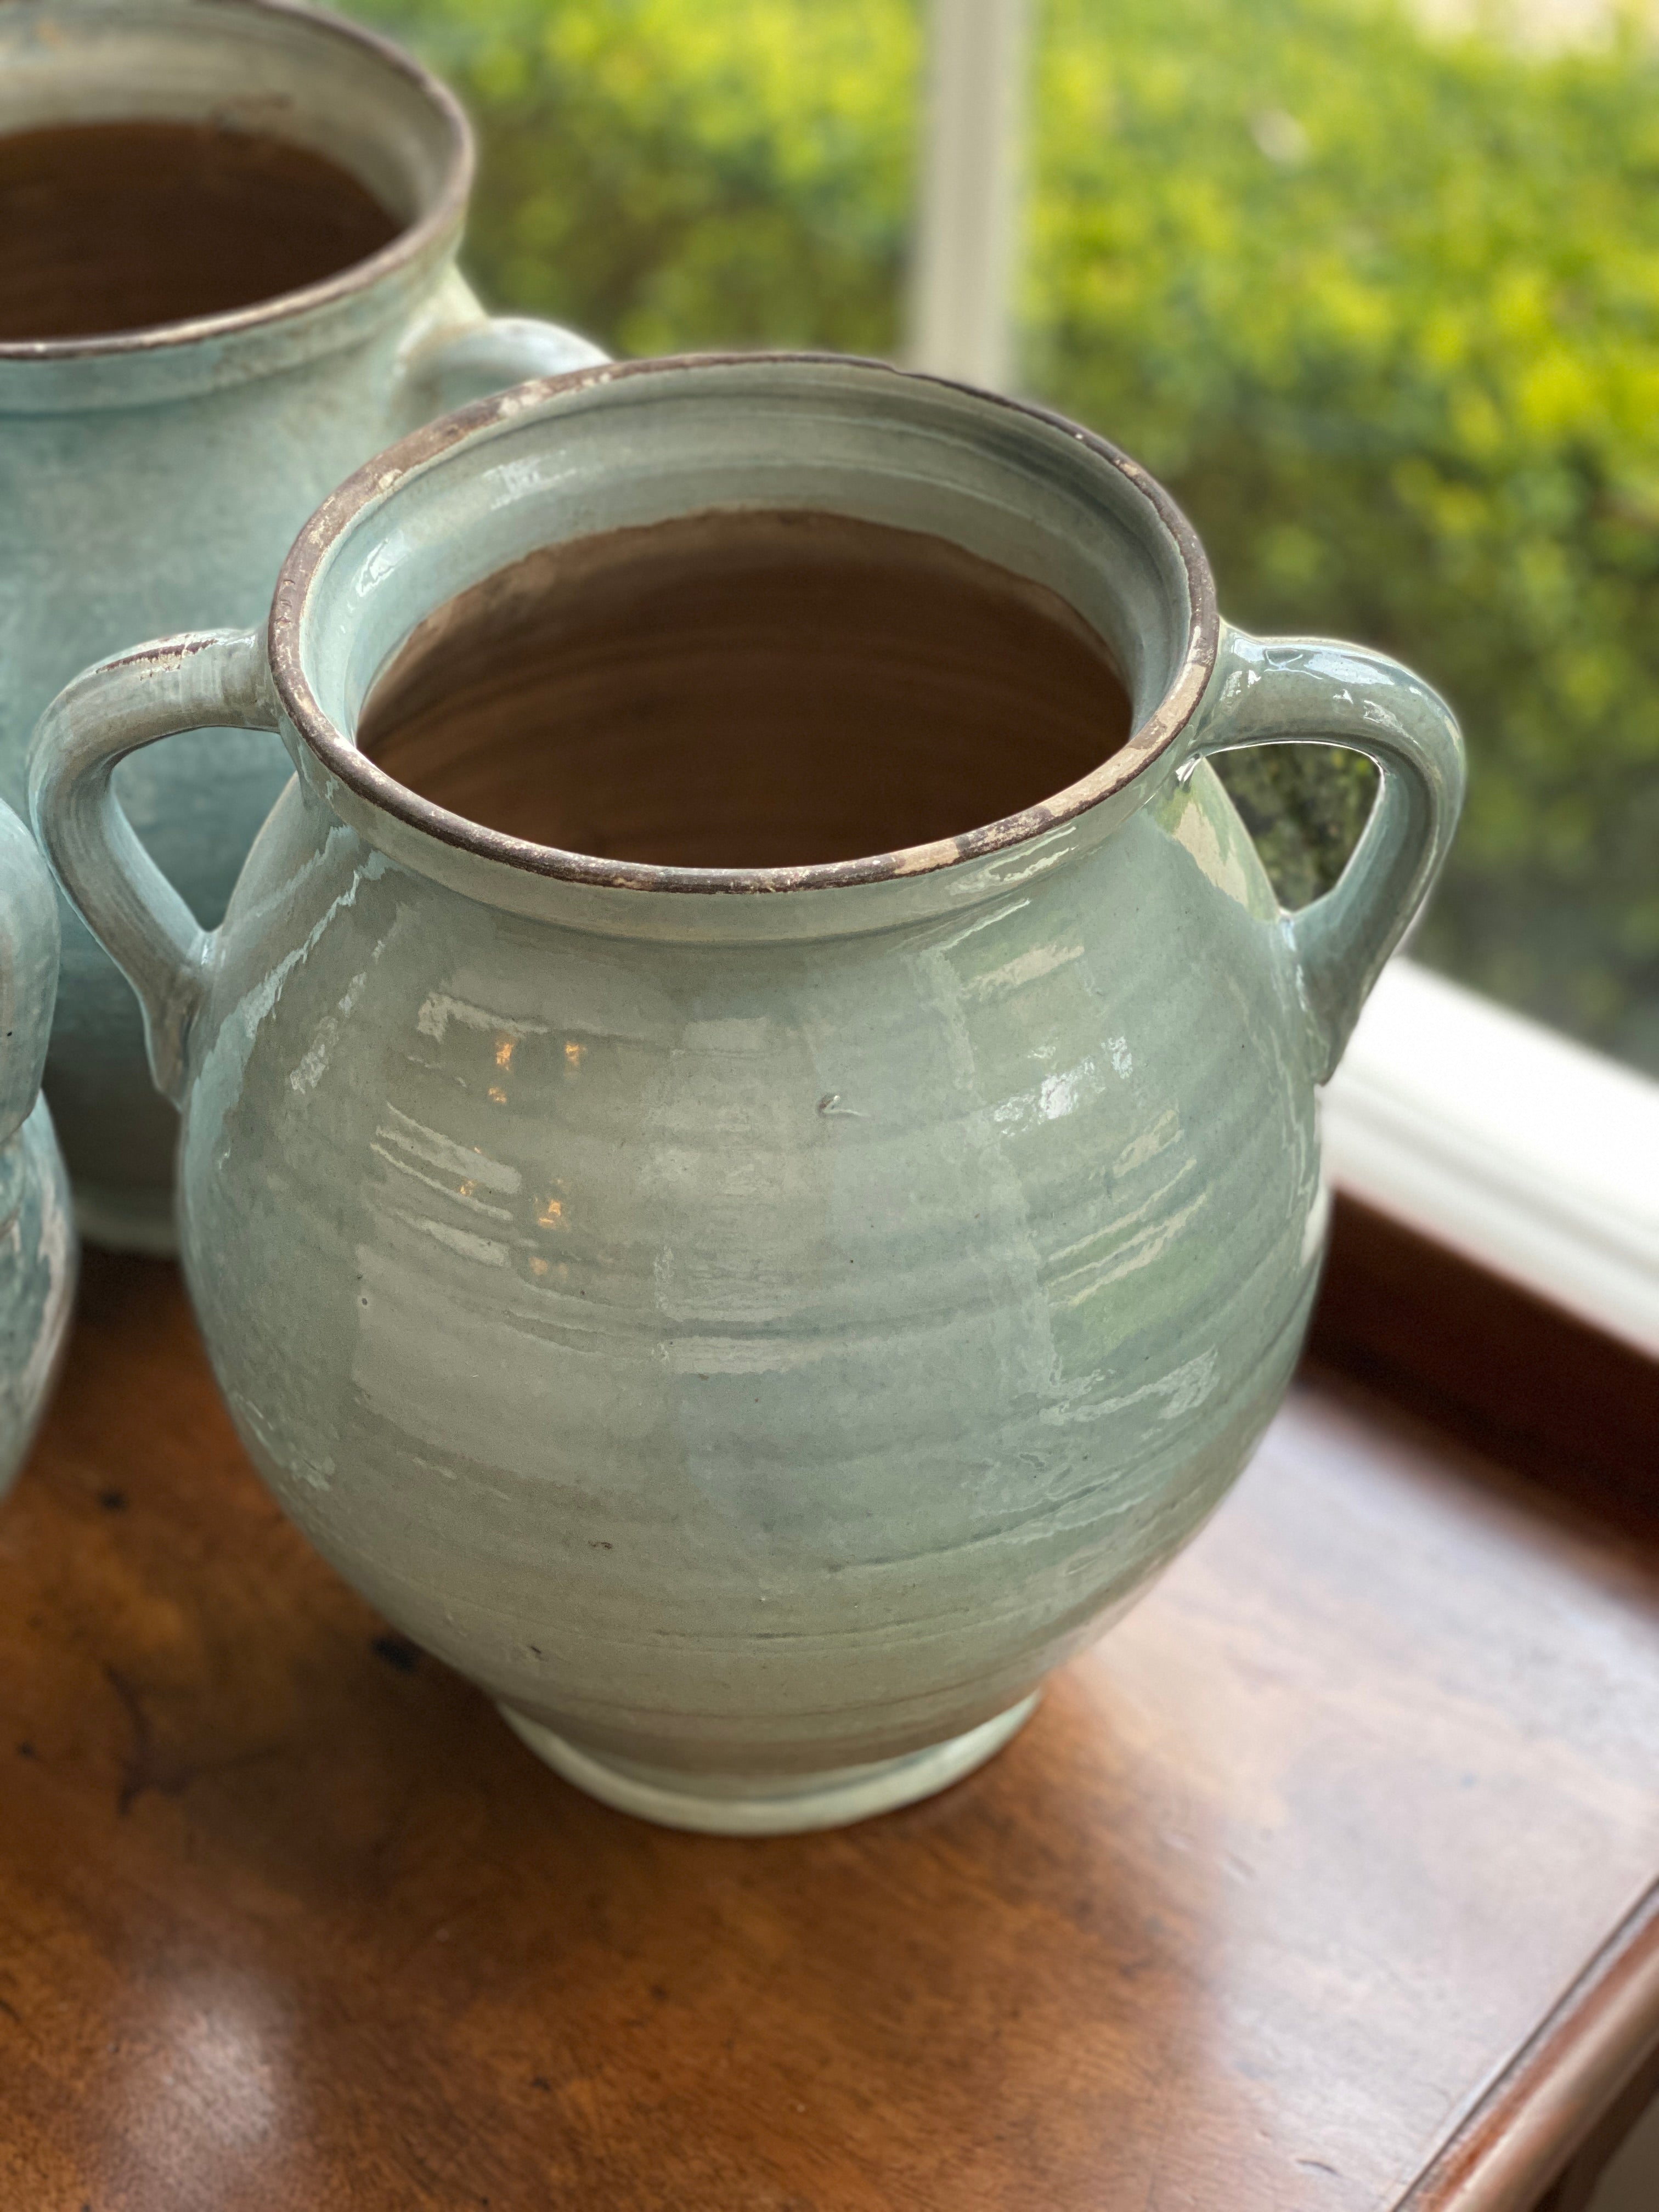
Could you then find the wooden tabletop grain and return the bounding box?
[2,1252,1658,2212]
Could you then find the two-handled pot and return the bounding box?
[0,0,603,1250]
[30,357,1463,1830]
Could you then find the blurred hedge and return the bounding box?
[351,0,916,353]
[351,0,1659,1070]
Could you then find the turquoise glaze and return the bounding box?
[31,359,1464,1831]
[0,0,602,1251]
[0,802,75,1500]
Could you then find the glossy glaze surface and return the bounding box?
[0,802,75,1498]
[30,359,1464,1823]
[185,750,1318,1792]
[0,0,601,1249]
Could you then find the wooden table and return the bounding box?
[3,1246,1658,2211]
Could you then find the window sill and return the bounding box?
[1321,958,1659,1361]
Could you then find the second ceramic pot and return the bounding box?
[0,0,603,1251]
[31,358,1463,1830]
[0,800,76,1500]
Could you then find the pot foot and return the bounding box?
[498,1693,1041,1836]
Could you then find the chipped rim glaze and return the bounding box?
[267,353,1221,898]
[0,0,471,366]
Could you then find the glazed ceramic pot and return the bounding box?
[31,357,1464,1831]
[0,0,602,1252]
[0,800,76,1500]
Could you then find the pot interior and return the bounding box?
[356,509,1134,870]
[0,0,459,347]
[0,121,399,341]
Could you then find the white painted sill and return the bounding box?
[1321,959,1659,1359]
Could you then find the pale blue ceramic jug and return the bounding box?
[0,0,601,1251]
[31,358,1464,1830]
[0,800,75,1499]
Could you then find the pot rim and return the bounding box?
[0,0,472,365]
[268,353,1222,898]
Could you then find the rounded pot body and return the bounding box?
[181,755,1321,1781]
[0,1099,76,1500]
[0,803,76,1500]
[0,0,600,1250]
[30,358,1464,1826]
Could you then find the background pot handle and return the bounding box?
[1186,624,1465,1081]
[0,802,60,1151]
[27,631,277,1111]
[397,278,609,420]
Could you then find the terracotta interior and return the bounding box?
[357,510,1135,868]
[0,120,400,341]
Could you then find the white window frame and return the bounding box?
[1322,963,1659,1356]
[910,0,1659,1358]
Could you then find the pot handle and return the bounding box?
[1184,624,1465,1081]
[0,802,60,1150]
[27,630,277,1110]
[396,281,609,421]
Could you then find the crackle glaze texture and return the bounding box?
[31,360,1464,1825]
[0,0,600,1250]
[0,803,75,1500]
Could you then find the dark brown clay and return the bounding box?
[357,509,1135,869]
[0,121,399,341]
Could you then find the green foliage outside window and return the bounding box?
[352,0,916,355]
[350,0,1659,1071]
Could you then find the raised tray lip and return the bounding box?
[1395,1875,1659,2211]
